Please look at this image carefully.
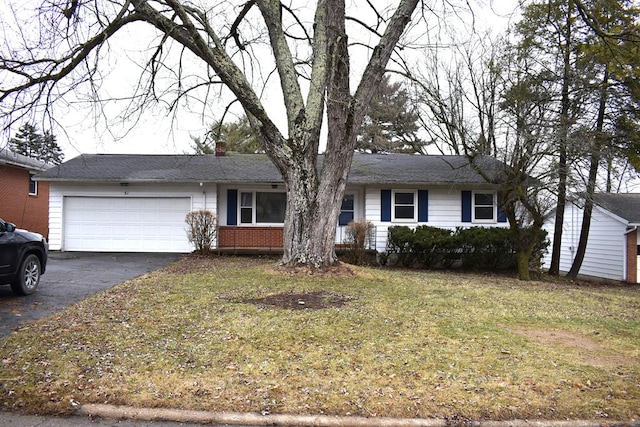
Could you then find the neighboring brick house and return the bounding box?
[0,148,51,238]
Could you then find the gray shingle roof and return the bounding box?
[594,193,640,224]
[35,152,506,186]
[348,154,505,185]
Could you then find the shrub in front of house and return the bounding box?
[342,220,376,265]
[411,225,457,268]
[385,225,417,267]
[185,210,217,253]
[454,227,517,270]
[386,225,460,268]
[385,225,546,272]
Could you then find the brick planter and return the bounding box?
[218,226,284,249]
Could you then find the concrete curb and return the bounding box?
[78,404,638,427]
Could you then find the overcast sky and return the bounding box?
[1,1,520,159]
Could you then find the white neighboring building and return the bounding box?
[543,193,640,283]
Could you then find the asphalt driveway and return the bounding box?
[0,252,181,337]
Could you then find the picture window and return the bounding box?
[239,191,286,224]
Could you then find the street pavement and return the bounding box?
[0,412,218,427]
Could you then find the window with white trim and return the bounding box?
[239,191,286,224]
[29,173,37,195]
[240,192,253,224]
[393,191,416,221]
[473,191,496,222]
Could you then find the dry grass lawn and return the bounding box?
[0,255,638,423]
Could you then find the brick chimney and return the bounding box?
[215,141,226,157]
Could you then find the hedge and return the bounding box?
[384,225,547,271]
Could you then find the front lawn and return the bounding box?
[1,256,638,422]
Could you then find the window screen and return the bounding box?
[474,192,495,220]
[394,192,415,220]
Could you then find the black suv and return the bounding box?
[0,218,48,295]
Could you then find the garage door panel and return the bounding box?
[64,196,192,252]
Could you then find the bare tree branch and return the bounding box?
[1,2,139,128]
[227,0,256,50]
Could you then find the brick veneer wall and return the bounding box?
[0,164,49,238]
[218,226,284,249]
[626,228,638,284]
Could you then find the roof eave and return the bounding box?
[38,178,286,184]
[1,159,51,172]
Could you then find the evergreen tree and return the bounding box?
[9,123,64,165]
[356,76,424,153]
[192,116,261,154]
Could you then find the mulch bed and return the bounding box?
[240,291,354,310]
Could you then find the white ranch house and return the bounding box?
[35,153,510,254]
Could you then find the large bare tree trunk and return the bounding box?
[279,153,354,267]
[270,0,418,267]
[566,68,608,278]
[549,0,574,276]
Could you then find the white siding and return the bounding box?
[428,188,466,226]
[542,202,627,281]
[365,187,387,250]
[49,182,217,252]
[365,186,508,252]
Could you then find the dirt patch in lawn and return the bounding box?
[241,291,354,310]
[511,328,637,368]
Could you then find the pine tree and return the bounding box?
[192,116,261,154]
[356,76,424,153]
[9,123,64,165]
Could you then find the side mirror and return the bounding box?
[6,223,16,232]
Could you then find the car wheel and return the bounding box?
[11,254,41,296]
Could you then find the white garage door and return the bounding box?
[64,196,192,252]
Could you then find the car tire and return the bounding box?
[11,254,41,295]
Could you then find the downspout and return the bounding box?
[570,202,578,259]
[200,183,210,250]
[623,226,638,283]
